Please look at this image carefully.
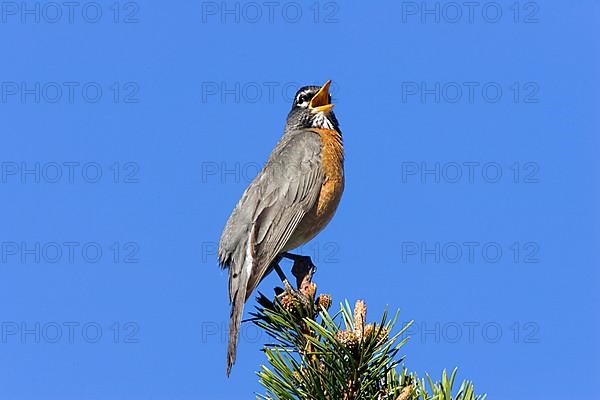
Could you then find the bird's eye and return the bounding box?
[297,94,309,106]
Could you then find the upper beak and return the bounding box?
[309,80,334,113]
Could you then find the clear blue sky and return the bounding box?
[1,1,598,399]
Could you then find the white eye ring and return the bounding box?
[296,92,311,108]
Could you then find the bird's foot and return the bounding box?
[272,263,298,297]
[282,278,294,294]
[280,252,317,304]
[271,253,317,311]
[281,252,316,293]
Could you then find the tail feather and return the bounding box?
[226,234,255,376]
[227,284,245,376]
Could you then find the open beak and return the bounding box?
[309,80,334,114]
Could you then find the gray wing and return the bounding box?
[218,128,324,299]
[219,129,324,375]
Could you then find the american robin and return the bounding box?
[218,80,344,375]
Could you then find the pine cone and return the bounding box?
[316,294,332,310]
[336,330,359,349]
[301,282,317,299]
[279,292,295,312]
[353,300,367,332]
[361,323,375,339]
[397,384,413,400]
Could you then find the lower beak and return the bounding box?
[310,80,334,113]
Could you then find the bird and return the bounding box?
[218,80,344,375]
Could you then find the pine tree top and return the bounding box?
[250,266,486,400]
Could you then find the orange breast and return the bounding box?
[285,128,344,250]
